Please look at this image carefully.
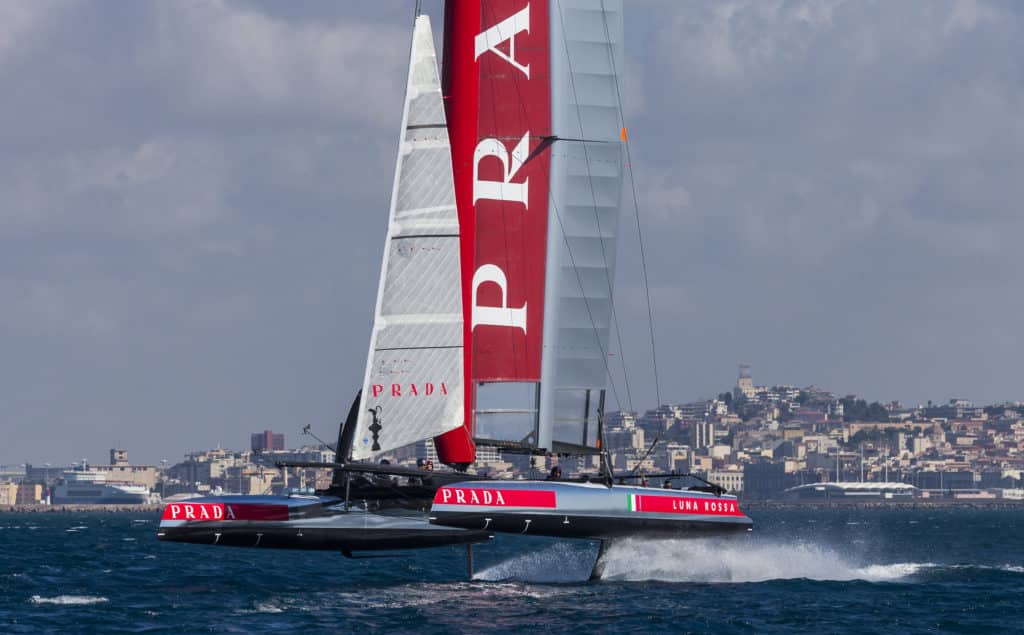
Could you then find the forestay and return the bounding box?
[352,15,465,460]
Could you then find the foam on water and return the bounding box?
[474,538,935,584]
[938,563,1024,575]
[254,602,285,614]
[600,538,927,583]
[474,542,594,583]
[31,595,110,606]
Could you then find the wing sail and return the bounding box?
[538,0,625,451]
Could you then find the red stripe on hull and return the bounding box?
[161,502,291,522]
[634,495,745,517]
[434,486,557,508]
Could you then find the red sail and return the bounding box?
[471,0,551,381]
[438,0,552,464]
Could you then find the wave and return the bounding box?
[30,595,109,606]
[253,602,284,614]
[599,538,929,583]
[937,563,1024,575]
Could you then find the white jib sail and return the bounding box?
[351,15,464,460]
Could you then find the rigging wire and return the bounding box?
[598,0,663,408]
[553,0,635,414]
[628,436,660,477]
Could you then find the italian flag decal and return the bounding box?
[628,494,641,512]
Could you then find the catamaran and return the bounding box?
[158,0,752,576]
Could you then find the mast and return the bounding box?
[435,0,482,467]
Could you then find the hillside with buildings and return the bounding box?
[4,368,1024,505]
[591,366,1024,501]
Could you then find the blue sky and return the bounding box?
[2,1,1022,465]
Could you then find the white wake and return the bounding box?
[474,542,596,583]
[474,538,932,584]
[599,538,927,583]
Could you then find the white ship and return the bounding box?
[52,469,150,505]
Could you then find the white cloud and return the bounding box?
[636,168,693,224]
[1,137,229,235]
[655,0,838,82]
[0,1,70,70]
[149,1,406,127]
[642,0,1024,252]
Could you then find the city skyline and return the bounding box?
[6,370,1019,469]
[4,1,1024,465]
[8,374,1021,505]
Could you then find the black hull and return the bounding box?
[159,521,489,552]
[431,511,750,540]
[428,481,754,540]
[157,495,490,553]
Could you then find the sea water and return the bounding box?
[1,507,1022,633]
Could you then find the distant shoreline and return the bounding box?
[4,499,1024,514]
[1,504,162,513]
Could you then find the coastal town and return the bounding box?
[4,366,1024,507]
